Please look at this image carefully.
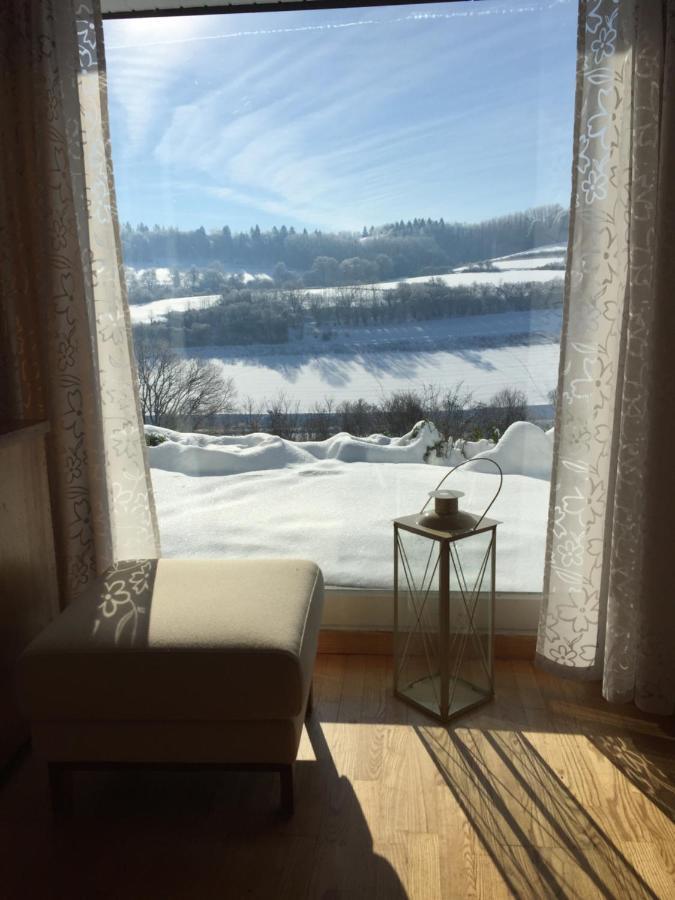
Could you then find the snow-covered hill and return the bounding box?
[304,265,563,298]
[129,246,565,407]
[128,245,565,324]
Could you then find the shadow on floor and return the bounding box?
[0,718,406,900]
[416,725,659,899]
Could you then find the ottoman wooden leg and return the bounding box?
[279,764,294,817]
[48,763,73,816]
[305,684,314,719]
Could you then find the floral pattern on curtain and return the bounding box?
[537,0,675,715]
[0,0,159,603]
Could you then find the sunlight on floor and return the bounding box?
[298,709,674,899]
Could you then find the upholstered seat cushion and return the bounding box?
[17,558,324,723]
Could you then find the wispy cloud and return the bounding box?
[104,0,577,231]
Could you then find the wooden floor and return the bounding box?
[1,656,674,899]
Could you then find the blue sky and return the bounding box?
[104,0,578,233]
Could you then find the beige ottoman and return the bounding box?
[16,558,324,815]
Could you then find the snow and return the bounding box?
[305,267,562,297]
[492,257,564,271]
[461,437,494,458]
[196,309,562,356]
[127,266,174,285]
[147,421,445,476]
[152,463,547,592]
[469,420,553,479]
[128,249,565,406]
[128,281,271,324]
[453,244,567,272]
[148,421,552,592]
[130,304,562,405]
[492,243,567,260]
[241,271,273,284]
[178,308,561,406]
[129,294,221,323]
[199,339,560,406]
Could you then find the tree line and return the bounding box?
[131,277,563,349]
[122,204,568,285]
[239,385,530,445]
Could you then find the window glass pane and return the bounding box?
[104,0,577,601]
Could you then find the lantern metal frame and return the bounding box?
[393,460,501,723]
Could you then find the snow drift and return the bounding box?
[146,420,445,476]
[467,421,553,479]
[146,420,552,479]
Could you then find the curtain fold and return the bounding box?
[0,0,160,604]
[537,0,675,715]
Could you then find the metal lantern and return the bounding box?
[393,460,501,722]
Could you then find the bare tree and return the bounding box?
[266,391,301,440]
[337,398,379,436]
[547,386,559,410]
[241,395,265,433]
[487,387,529,435]
[134,336,236,430]
[305,397,335,441]
[379,390,427,436]
[434,383,479,442]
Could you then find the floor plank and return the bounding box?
[1,657,673,899]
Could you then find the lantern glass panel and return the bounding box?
[395,528,442,716]
[447,529,494,711]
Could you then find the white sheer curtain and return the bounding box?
[537,0,675,715]
[0,0,160,602]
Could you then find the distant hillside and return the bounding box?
[120,204,569,286]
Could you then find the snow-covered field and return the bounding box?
[304,266,562,297]
[149,421,552,592]
[490,257,564,271]
[131,303,562,404]
[491,243,566,267]
[129,250,564,405]
[494,243,566,258]
[130,294,221,323]
[193,328,561,405]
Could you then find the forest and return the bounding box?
[121,203,568,291]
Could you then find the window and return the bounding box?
[104,0,577,625]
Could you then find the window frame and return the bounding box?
[103,0,567,636]
[102,0,479,22]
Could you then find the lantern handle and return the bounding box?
[420,457,503,530]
